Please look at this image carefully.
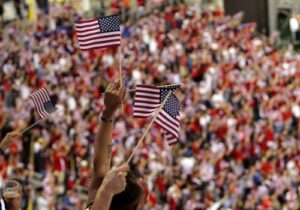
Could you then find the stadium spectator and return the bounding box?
[0,2,300,210]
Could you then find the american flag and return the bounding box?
[75,14,121,51]
[155,93,180,145]
[30,88,56,119]
[133,85,180,145]
[133,85,179,118]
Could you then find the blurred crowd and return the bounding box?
[1,1,300,210]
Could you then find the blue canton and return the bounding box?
[99,15,120,33]
[162,94,180,119]
[43,101,57,114]
[159,85,180,102]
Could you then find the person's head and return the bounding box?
[110,170,148,210]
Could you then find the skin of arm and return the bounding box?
[88,79,126,207]
[91,164,129,210]
[0,131,21,151]
[93,79,125,178]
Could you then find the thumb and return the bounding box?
[115,164,129,173]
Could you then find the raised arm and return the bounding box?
[93,79,125,177]
[86,79,125,208]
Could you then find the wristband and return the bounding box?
[100,115,113,123]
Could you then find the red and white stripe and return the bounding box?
[133,85,161,118]
[165,133,178,145]
[155,110,180,145]
[75,19,121,51]
[30,88,51,119]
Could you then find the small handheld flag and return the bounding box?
[127,91,173,163]
[30,88,56,119]
[75,14,121,51]
[133,84,180,145]
[155,94,180,145]
[133,84,180,118]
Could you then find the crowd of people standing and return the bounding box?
[0,1,300,210]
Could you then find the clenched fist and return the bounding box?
[102,79,126,120]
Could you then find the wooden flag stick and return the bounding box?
[127,91,173,163]
[126,84,181,92]
[119,44,124,112]
[20,118,45,135]
[101,84,181,95]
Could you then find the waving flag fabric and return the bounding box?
[155,93,180,145]
[75,14,121,51]
[133,84,180,145]
[133,85,179,118]
[30,88,56,119]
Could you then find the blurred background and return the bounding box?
[1,0,300,210]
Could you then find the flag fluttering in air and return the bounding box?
[155,93,180,145]
[75,14,121,51]
[133,85,180,145]
[133,85,179,118]
[30,88,56,119]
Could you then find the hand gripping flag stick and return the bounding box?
[127,91,173,163]
[0,88,56,152]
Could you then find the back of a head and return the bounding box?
[110,170,144,210]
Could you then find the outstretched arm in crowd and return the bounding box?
[0,131,21,151]
[93,79,125,177]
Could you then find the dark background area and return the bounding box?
[224,0,269,35]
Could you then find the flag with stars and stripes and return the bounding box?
[30,88,57,119]
[133,84,180,145]
[75,14,121,51]
[155,93,180,145]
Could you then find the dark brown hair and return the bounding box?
[109,170,144,210]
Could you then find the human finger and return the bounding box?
[106,83,113,93]
[117,84,125,99]
[117,171,128,178]
[119,75,125,89]
[115,164,129,173]
[112,79,120,90]
[8,131,21,137]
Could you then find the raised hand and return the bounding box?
[102,79,126,120]
[100,164,129,195]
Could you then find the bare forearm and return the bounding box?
[90,187,114,210]
[93,109,114,177]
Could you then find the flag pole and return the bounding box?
[127,91,173,163]
[119,40,124,112]
[101,84,181,95]
[125,83,180,92]
[20,118,45,135]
